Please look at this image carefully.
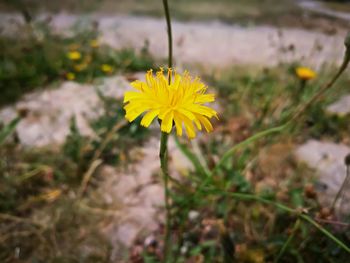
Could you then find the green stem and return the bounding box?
[212,39,350,175]
[290,45,350,123]
[160,132,171,262]
[205,190,350,254]
[294,79,306,104]
[300,214,350,253]
[161,0,173,261]
[274,219,301,263]
[211,124,287,176]
[174,135,210,177]
[163,0,173,69]
[331,165,349,211]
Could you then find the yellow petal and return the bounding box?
[196,114,213,132]
[173,113,183,136]
[131,81,145,91]
[195,93,215,104]
[161,111,174,133]
[141,110,159,127]
[180,115,196,139]
[124,91,142,103]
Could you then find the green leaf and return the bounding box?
[0,116,20,145]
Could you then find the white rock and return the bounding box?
[0,76,132,147]
[327,94,350,116]
[98,136,193,260]
[0,13,346,67]
[295,140,350,214]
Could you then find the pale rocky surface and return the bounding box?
[0,76,131,147]
[327,94,350,116]
[98,137,192,260]
[299,0,350,22]
[0,13,346,68]
[295,140,350,214]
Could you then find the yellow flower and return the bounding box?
[74,63,87,72]
[68,43,81,51]
[84,55,92,64]
[90,39,99,48]
[296,67,316,81]
[66,72,75,80]
[67,51,81,60]
[101,64,113,73]
[124,68,218,139]
[41,189,62,202]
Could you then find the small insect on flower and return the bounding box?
[66,72,75,80]
[123,68,218,139]
[67,51,82,61]
[296,67,316,81]
[101,64,113,74]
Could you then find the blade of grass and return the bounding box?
[174,135,210,177]
[211,124,287,176]
[205,189,350,254]
[0,116,21,145]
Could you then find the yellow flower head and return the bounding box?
[74,63,87,72]
[101,64,113,73]
[67,51,81,60]
[66,72,75,80]
[296,67,316,81]
[124,68,218,139]
[68,43,81,51]
[90,39,99,48]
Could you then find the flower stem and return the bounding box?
[160,131,171,262]
[205,189,350,254]
[290,42,350,123]
[331,164,349,212]
[274,219,300,263]
[162,0,173,69]
[212,36,350,175]
[161,0,173,261]
[211,124,287,176]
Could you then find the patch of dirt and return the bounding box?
[0,14,347,68]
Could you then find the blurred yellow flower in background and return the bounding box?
[67,51,82,60]
[101,64,113,73]
[84,54,92,64]
[74,63,88,72]
[124,68,218,139]
[90,39,99,48]
[66,72,75,80]
[296,67,316,81]
[41,189,62,202]
[68,43,81,51]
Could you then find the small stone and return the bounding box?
[180,244,189,255]
[144,235,157,248]
[304,184,317,199]
[188,210,200,221]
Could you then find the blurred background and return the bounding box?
[1,0,350,262]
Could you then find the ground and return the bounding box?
[1,0,350,262]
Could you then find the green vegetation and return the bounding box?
[0,25,154,106]
[1,1,350,262]
[152,66,350,262]
[208,65,350,139]
[1,63,350,262]
[0,94,149,261]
